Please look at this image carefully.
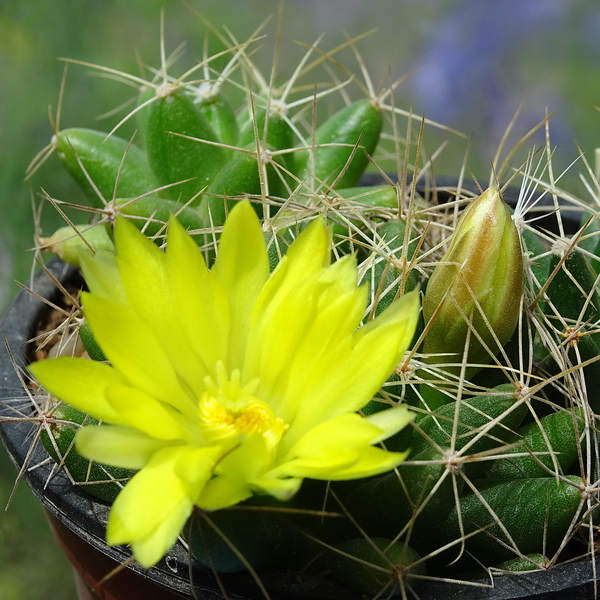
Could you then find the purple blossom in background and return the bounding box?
[409,0,570,150]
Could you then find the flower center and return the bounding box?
[198,363,287,451]
[198,393,286,450]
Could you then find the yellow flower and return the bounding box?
[30,201,419,568]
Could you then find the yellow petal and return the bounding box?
[105,385,193,441]
[113,217,211,392]
[322,446,410,480]
[114,216,168,326]
[273,412,410,480]
[251,475,302,501]
[213,201,269,369]
[107,445,219,567]
[364,406,414,444]
[197,476,253,511]
[29,358,128,425]
[76,425,171,470]
[166,217,230,379]
[282,290,419,447]
[250,216,330,322]
[82,293,195,419]
[264,288,368,422]
[245,255,366,419]
[129,510,191,569]
[198,435,270,510]
[356,288,420,365]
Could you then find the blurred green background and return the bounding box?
[1,1,600,598]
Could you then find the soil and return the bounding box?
[29,274,85,364]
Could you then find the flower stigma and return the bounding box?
[199,363,288,450]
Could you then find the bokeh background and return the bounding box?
[1,1,600,598]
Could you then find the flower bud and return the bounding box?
[39,224,114,267]
[422,186,524,374]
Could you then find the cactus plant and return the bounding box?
[3,17,600,600]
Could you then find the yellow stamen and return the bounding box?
[198,391,287,451]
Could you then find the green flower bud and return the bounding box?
[39,224,114,267]
[422,186,524,374]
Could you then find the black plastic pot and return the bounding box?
[0,186,598,599]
